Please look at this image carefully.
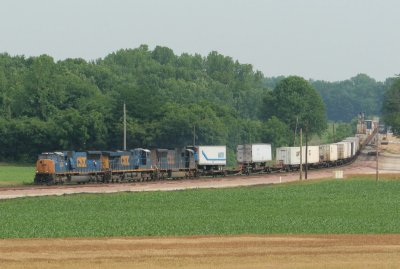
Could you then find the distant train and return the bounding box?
[34,135,366,184]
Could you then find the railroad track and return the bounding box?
[0,155,360,193]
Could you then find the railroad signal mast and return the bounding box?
[356,112,366,134]
[123,102,127,151]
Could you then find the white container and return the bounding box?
[336,142,351,159]
[306,146,320,164]
[345,137,360,153]
[355,134,367,144]
[236,144,272,163]
[347,136,360,146]
[319,144,338,162]
[343,139,356,156]
[197,146,226,166]
[344,141,353,157]
[276,147,299,165]
[276,147,304,165]
[336,143,344,159]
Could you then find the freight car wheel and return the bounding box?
[44,174,55,185]
[103,171,112,183]
[34,175,43,185]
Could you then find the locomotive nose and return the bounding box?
[36,159,55,174]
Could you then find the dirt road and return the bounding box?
[1,235,399,269]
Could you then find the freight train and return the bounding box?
[34,134,367,185]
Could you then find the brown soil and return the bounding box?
[381,134,400,154]
[1,235,400,269]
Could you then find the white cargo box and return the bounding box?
[319,144,338,162]
[306,146,320,164]
[345,137,360,153]
[346,136,360,145]
[345,141,352,157]
[276,147,304,165]
[197,146,226,166]
[343,139,356,156]
[336,142,351,159]
[236,144,272,163]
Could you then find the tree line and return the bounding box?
[265,74,387,122]
[382,76,400,134]
[0,45,380,163]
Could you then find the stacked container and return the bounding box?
[197,146,226,166]
[344,137,360,155]
[336,142,351,159]
[276,146,320,165]
[276,147,304,165]
[306,146,320,164]
[236,144,272,164]
[319,144,338,162]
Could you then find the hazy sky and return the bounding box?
[1,0,399,81]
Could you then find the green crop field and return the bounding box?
[1,178,400,238]
[0,164,35,186]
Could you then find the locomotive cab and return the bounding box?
[34,152,66,184]
[130,148,151,169]
[183,149,196,169]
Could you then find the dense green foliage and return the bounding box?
[265,74,387,122]
[0,164,34,186]
[310,122,355,145]
[313,74,386,122]
[0,45,385,162]
[263,76,327,136]
[1,178,399,238]
[0,47,272,162]
[382,77,400,134]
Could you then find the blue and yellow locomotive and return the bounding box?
[34,147,198,184]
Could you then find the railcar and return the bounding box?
[319,144,338,166]
[190,145,227,176]
[34,151,103,184]
[237,144,272,174]
[150,148,197,179]
[100,149,154,183]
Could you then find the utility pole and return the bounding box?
[332,123,335,142]
[376,130,379,181]
[305,129,308,180]
[193,125,196,147]
[123,102,126,151]
[293,116,299,146]
[299,128,303,180]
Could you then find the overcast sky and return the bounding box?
[1,0,399,81]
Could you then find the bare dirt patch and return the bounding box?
[381,134,400,154]
[1,235,399,269]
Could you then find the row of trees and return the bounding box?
[382,76,400,134]
[265,74,387,122]
[0,45,370,162]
